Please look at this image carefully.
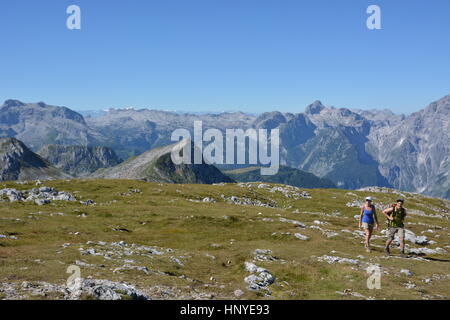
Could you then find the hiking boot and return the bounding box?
[365,246,371,253]
[400,250,406,258]
[384,246,390,256]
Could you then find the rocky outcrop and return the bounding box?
[69,279,149,300]
[0,186,76,204]
[244,262,276,291]
[0,279,149,300]
[0,138,71,182]
[38,145,122,177]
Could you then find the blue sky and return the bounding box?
[0,0,449,113]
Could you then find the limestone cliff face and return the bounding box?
[366,94,450,199]
[0,138,71,182]
[0,100,99,151]
[38,145,123,177]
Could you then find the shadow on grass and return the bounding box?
[422,257,450,263]
[407,252,450,263]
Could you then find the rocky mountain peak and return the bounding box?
[0,138,71,181]
[253,111,288,129]
[305,100,325,115]
[424,94,450,114]
[1,137,33,157]
[2,99,26,108]
[92,138,234,184]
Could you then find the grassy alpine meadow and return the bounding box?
[0,179,449,300]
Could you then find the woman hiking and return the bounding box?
[359,197,379,252]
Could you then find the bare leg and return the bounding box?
[365,229,372,251]
[399,237,405,255]
[385,239,392,255]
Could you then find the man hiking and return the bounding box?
[382,199,407,256]
[359,197,379,252]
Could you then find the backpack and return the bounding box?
[388,204,406,228]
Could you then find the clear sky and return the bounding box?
[1,0,449,113]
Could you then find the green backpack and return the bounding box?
[388,205,406,228]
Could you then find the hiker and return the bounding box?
[383,199,407,256]
[359,197,379,252]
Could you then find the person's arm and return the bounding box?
[373,206,379,230]
[359,207,364,228]
[382,207,394,220]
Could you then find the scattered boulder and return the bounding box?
[400,269,414,277]
[223,195,277,208]
[317,255,360,265]
[237,183,311,200]
[346,200,364,208]
[0,186,76,204]
[404,281,416,289]
[170,257,184,266]
[294,233,309,240]
[408,247,447,255]
[35,199,50,206]
[70,279,149,300]
[310,225,339,238]
[252,249,280,262]
[380,229,430,245]
[113,264,150,275]
[80,199,96,206]
[244,262,275,291]
[279,217,306,228]
[404,230,429,245]
[0,234,18,240]
[234,289,244,298]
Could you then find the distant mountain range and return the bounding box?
[2,137,338,188]
[1,94,449,198]
[0,136,344,189]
